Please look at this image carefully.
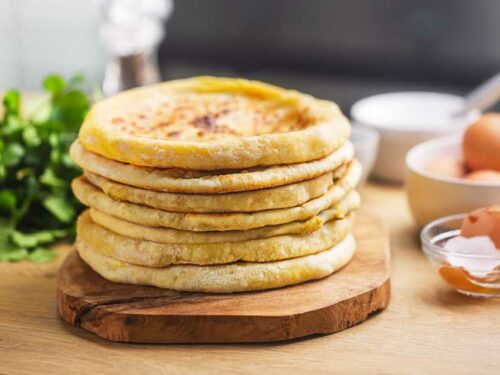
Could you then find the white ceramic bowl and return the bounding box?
[350,125,379,184]
[351,92,479,183]
[406,135,500,227]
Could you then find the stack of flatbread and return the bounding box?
[70,77,361,293]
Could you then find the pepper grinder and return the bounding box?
[97,0,173,96]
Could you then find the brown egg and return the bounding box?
[460,206,500,249]
[463,113,500,172]
[465,169,500,181]
[425,156,465,178]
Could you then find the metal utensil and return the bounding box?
[456,72,500,116]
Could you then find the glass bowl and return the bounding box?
[421,214,500,297]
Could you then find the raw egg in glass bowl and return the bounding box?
[421,207,500,297]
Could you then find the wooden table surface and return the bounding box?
[1,183,499,375]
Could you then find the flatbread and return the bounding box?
[78,76,350,170]
[72,160,361,231]
[88,190,360,243]
[70,140,354,193]
[84,165,348,213]
[76,234,356,293]
[77,211,353,267]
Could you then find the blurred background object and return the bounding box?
[0,0,103,89]
[3,0,500,110]
[158,0,500,114]
[349,126,379,184]
[98,0,173,96]
[351,92,479,182]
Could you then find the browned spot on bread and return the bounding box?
[168,131,180,138]
[192,115,217,131]
[111,117,125,125]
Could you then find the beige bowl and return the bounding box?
[406,135,500,227]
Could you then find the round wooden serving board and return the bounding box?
[57,212,391,344]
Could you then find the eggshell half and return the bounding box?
[460,206,500,249]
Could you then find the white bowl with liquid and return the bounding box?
[351,92,479,183]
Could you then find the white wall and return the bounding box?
[0,0,105,90]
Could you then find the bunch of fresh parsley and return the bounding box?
[0,74,90,262]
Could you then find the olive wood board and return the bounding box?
[57,212,391,344]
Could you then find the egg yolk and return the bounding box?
[439,265,499,294]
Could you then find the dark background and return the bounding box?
[159,0,500,112]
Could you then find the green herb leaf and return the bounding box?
[10,227,71,250]
[43,194,76,223]
[0,73,91,262]
[40,168,66,188]
[11,230,39,248]
[2,90,20,115]
[28,247,56,263]
[3,143,25,167]
[22,126,41,147]
[0,247,29,261]
[43,75,65,96]
[1,116,25,136]
[0,190,17,213]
